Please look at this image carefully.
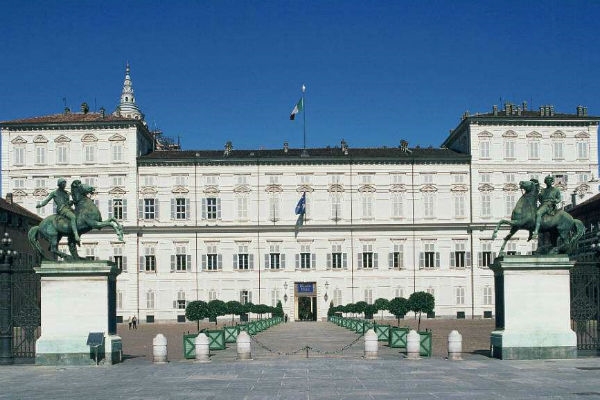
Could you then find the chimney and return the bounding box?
[522,101,528,111]
[283,141,289,153]
[99,107,106,118]
[64,107,71,114]
[81,102,89,114]
[492,105,498,116]
[5,193,13,204]
[341,139,348,155]
[224,141,233,156]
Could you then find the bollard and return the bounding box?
[236,331,252,360]
[195,333,210,363]
[447,330,463,360]
[406,329,420,359]
[153,334,168,364]
[364,328,378,359]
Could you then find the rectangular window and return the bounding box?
[35,146,46,165]
[331,193,342,221]
[553,142,564,159]
[481,194,491,217]
[504,141,515,159]
[424,193,435,217]
[57,145,68,164]
[391,243,404,269]
[392,193,403,218]
[505,193,516,216]
[172,245,189,272]
[237,196,248,220]
[177,291,186,309]
[144,198,156,219]
[240,290,251,305]
[479,242,494,268]
[455,287,465,305]
[205,175,218,185]
[422,173,434,184]
[479,141,490,158]
[362,194,373,218]
[12,178,25,190]
[364,289,373,304]
[146,291,155,309]
[453,174,465,184]
[206,254,218,271]
[84,144,95,163]
[203,197,219,220]
[112,246,126,272]
[269,195,280,222]
[142,175,155,186]
[333,288,342,306]
[111,199,125,220]
[506,242,517,256]
[360,243,375,269]
[420,242,439,269]
[578,173,590,184]
[361,174,373,184]
[297,244,314,269]
[483,286,493,305]
[480,173,491,183]
[454,194,465,218]
[331,244,344,269]
[112,143,124,162]
[268,243,281,270]
[112,176,125,187]
[236,244,250,270]
[144,248,156,272]
[330,174,342,184]
[14,147,25,165]
[577,142,588,159]
[450,241,470,268]
[236,174,248,185]
[173,198,188,220]
[528,141,539,159]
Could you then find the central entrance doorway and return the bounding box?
[295,282,317,321]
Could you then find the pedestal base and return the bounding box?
[35,261,121,365]
[490,255,577,360]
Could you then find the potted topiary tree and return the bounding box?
[207,299,227,325]
[374,298,390,321]
[226,300,244,324]
[388,297,409,325]
[364,304,377,320]
[408,291,435,331]
[354,301,368,318]
[185,300,210,331]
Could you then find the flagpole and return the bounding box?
[302,84,307,157]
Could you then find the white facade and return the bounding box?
[2,71,598,322]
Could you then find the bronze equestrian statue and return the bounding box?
[28,179,124,260]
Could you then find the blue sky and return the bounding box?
[1,1,599,151]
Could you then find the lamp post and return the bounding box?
[283,282,288,303]
[324,281,329,302]
[0,233,17,365]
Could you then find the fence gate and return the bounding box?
[571,260,600,356]
[12,259,41,362]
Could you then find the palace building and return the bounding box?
[2,66,598,322]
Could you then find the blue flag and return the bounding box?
[295,192,306,215]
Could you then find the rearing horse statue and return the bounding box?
[491,180,585,255]
[28,180,124,260]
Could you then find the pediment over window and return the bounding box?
[296,185,314,193]
[503,183,519,191]
[329,184,345,193]
[575,184,591,196]
[502,130,518,138]
[11,136,27,144]
[33,188,48,197]
[140,186,157,195]
[233,184,251,194]
[81,133,98,142]
[551,130,566,139]
[420,184,438,193]
[358,184,376,193]
[526,131,542,138]
[33,135,48,143]
[265,184,283,193]
[575,132,590,139]
[171,185,189,194]
[478,131,493,138]
[389,184,406,193]
[108,133,126,142]
[54,135,71,143]
[12,189,27,197]
[203,185,220,194]
[109,187,127,195]
[478,183,495,192]
[451,184,469,192]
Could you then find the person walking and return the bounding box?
[128,316,132,330]
[132,315,137,330]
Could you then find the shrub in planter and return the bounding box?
[374,298,390,320]
[185,300,210,331]
[388,297,409,325]
[408,291,435,331]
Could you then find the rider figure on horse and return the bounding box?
[532,175,562,239]
[36,178,80,244]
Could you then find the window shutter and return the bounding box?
[108,200,113,219]
[373,253,378,269]
[478,252,483,267]
[123,256,127,272]
[342,253,347,269]
[492,252,497,262]
[281,254,286,269]
[202,255,207,270]
[357,253,363,269]
[399,252,403,269]
[450,252,455,268]
[154,199,159,219]
[123,199,128,220]
[239,291,244,303]
[171,198,175,219]
[249,291,253,303]
[139,256,144,272]
[419,252,424,269]
[249,254,254,270]
[466,252,471,267]
[295,254,299,270]
[217,199,222,219]
[326,253,331,270]
[264,254,270,269]
[388,252,393,269]
[217,254,222,270]
[185,198,191,219]
[311,254,316,269]
[201,198,207,219]
[138,199,143,219]
[170,255,175,272]
[186,255,192,272]
[233,254,238,269]
[173,300,177,309]
[435,252,440,268]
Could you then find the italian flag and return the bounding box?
[289,97,304,120]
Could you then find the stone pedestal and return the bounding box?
[35,261,122,365]
[490,255,577,360]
